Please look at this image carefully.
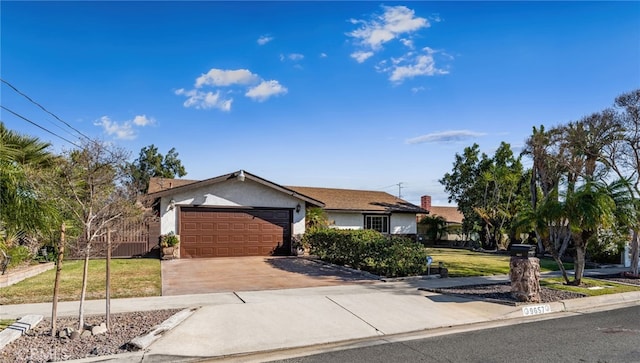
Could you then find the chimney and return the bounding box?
[421,195,432,212]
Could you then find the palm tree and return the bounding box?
[0,123,60,239]
[305,207,329,232]
[418,214,448,242]
[564,180,617,285]
[514,190,572,284]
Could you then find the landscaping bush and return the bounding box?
[6,245,31,268]
[304,229,428,277]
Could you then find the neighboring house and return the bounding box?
[417,195,464,242]
[145,170,426,259]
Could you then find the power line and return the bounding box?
[1,105,81,148]
[1,78,92,142]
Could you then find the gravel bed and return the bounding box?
[1,309,181,363]
[428,283,587,306]
[430,273,640,306]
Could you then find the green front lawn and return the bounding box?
[0,259,161,305]
[427,248,574,277]
[541,277,640,296]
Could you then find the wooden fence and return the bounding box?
[67,218,161,259]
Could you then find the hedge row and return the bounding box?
[303,229,428,278]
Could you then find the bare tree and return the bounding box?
[58,139,136,331]
[50,222,65,336]
[603,89,640,276]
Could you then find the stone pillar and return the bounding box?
[510,257,541,303]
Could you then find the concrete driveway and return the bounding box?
[161,256,378,296]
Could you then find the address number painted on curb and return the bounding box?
[522,304,551,316]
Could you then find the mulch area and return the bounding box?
[424,273,640,306]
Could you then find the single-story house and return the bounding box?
[146,170,427,259]
[417,195,464,242]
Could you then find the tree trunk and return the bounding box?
[630,230,639,276]
[51,222,65,337]
[78,242,91,331]
[573,245,586,286]
[539,232,570,284]
[106,229,111,331]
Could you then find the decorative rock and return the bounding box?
[81,329,92,338]
[91,323,108,336]
[70,330,81,340]
[510,257,541,302]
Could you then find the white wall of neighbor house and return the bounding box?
[327,212,418,234]
[158,178,306,235]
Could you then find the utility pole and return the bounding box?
[397,182,404,199]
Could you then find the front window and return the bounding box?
[364,215,389,233]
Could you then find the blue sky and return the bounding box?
[2,1,639,206]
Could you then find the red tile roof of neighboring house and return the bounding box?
[424,206,464,224]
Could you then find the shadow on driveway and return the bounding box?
[161,256,378,296]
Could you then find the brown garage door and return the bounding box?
[179,208,291,258]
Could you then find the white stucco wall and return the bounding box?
[328,211,417,234]
[327,212,363,230]
[159,178,306,235]
[391,213,417,234]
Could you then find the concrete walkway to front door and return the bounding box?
[161,256,379,296]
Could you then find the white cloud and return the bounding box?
[400,38,414,49]
[94,114,156,140]
[406,130,486,144]
[195,69,258,88]
[351,51,374,63]
[388,52,448,84]
[94,116,135,140]
[348,6,452,85]
[245,80,288,102]
[348,5,429,51]
[133,114,155,126]
[257,35,273,45]
[320,52,328,58]
[411,86,425,94]
[280,53,305,62]
[288,53,304,61]
[178,68,287,111]
[175,88,232,111]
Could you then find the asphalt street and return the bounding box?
[270,305,640,363]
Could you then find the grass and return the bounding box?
[427,248,574,277]
[0,319,15,330]
[0,258,161,305]
[540,277,640,296]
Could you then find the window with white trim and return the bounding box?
[364,215,389,233]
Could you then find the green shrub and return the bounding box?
[304,229,427,277]
[6,245,31,268]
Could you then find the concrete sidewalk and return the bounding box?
[2,267,637,363]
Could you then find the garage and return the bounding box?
[179,207,292,258]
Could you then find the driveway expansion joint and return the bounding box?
[233,292,246,303]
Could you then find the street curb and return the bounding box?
[558,291,640,312]
[0,314,43,350]
[128,307,200,350]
